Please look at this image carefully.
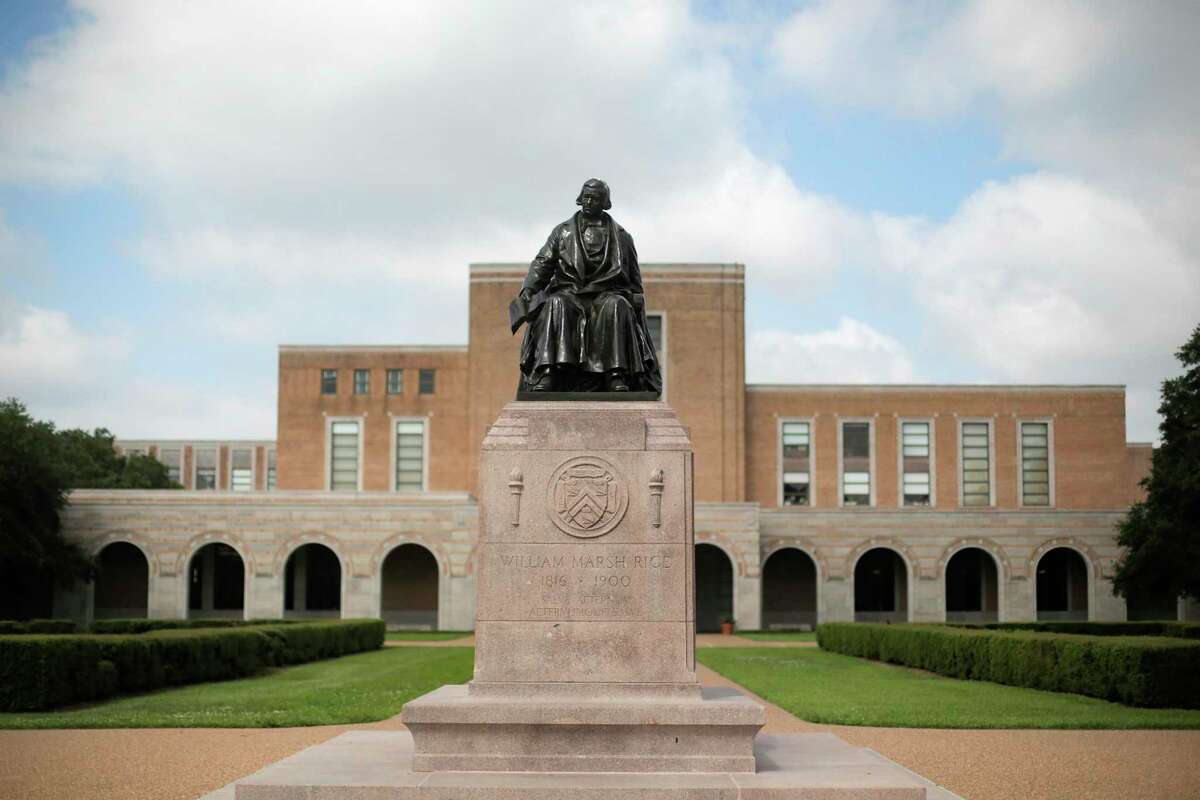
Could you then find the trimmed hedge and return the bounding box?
[0,620,77,635]
[950,621,1200,639]
[90,618,298,635]
[817,623,1200,709]
[0,619,384,711]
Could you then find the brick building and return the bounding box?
[57,264,1187,629]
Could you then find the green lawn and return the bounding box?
[734,631,816,642]
[697,647,1200,729]
[385,630,472,641]
[0,646,473,729]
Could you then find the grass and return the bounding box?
[0,646,473,729]
[385,630,472,641]
[734,630,816,642]
[697,647,1200,729]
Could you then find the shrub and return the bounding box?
[0,619,384,711]
[89,618,298,634]
[948,621,1200,639]
[0,619,76,635]
[817,623,1200,709]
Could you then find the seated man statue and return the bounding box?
[511,178,662,394]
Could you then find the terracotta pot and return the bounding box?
[719,622,733,636]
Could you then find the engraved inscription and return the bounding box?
[485,545,679,622]
[546,456,629,538]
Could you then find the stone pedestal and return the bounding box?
[402,401,765,773]
[220,401,948,798]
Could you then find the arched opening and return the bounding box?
[381,544,439,629]
[94,542,149,619]
[761,548,817,629]
[1036,548,1089,621]
[187,543,245,619]
[284,543,342,619]
[695,543,733,632]
[945,547,999,623]
[854,547,908,623]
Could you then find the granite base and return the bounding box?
[401,684,763,773]
[219,730,962,800]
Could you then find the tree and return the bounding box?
[55,427,178,489]
[1113,323,1200,605]
[0,399,93,618]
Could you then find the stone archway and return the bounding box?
[761,548,818,629]
[945,547,999,623]
[284,543,342,619]
[94,542,149,619]
[1036,547,1089,621]
[187,543,246,619]
[854,547,909,623]
[380,543,439,630]
[695,543,734,632]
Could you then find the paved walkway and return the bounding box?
[3,643,1198,800]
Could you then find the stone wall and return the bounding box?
[58,490,1140,628]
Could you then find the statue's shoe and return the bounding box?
[606,372,630,391]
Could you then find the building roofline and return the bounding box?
[747,383,1126,393]
[278,344,468,353]
[469,262,744,275]
[116,439,276,446]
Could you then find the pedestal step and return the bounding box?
[226,730,956,799]
[401,684,764,773]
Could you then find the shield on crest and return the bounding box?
[547,456,628,538]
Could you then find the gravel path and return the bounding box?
[2,650,1197,800]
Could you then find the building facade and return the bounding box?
[59,263,1187,629]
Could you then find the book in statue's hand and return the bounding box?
[509,292,543,334]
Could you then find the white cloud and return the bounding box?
[771,0,1110,119]
[0,2,849,284]
[874,172,1198,439]
[0,300,131,394]
[0,296,275,437]
[747,318,916,385]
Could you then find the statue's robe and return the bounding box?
[517,211,662,393]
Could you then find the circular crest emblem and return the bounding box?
[546,456,628,538]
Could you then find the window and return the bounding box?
[419,368,436,395]
[395,420,426,491]
[195,448,217,490]
[841,421,871,506]
[645,312,666,398]
[386,368,404,395]
[961,421,992,506]
[266,449,277,491]
[321,369,337,395]
[646,313,664,352]
[329,421,360,491]
[158,448,182,484]
[1021,421,1051,506]
[780,421,810,506]
[230,448,253,492]
[900,422,931,506]
[353,369,370,395]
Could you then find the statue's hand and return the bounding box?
[518,287,533,304]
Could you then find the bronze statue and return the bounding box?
[510,179,662,395]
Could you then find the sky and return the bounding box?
[0,0,1196,443]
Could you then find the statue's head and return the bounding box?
[576,178,611,216]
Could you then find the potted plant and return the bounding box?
[719,615,734,636]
